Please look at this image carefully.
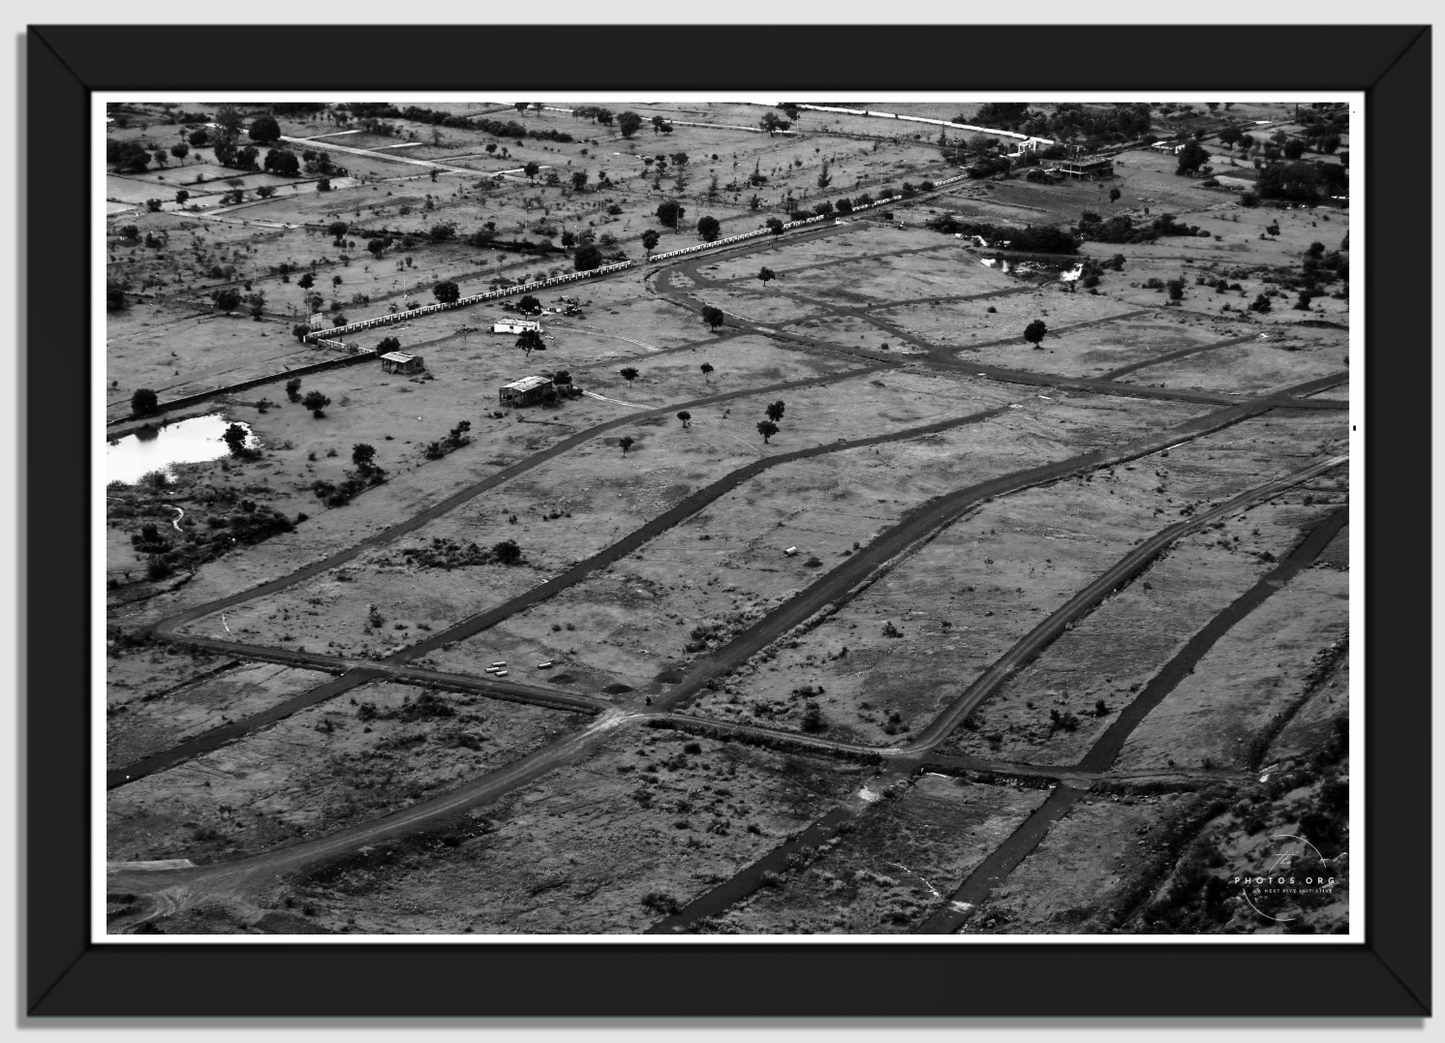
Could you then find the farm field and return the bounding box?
[104,98,1353,940]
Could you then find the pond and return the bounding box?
[106,414,258,485]
[981,257,1085,282]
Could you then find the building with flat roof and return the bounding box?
[380,351,424,375]
[1051,156,1115,179]
[499,374,554,407]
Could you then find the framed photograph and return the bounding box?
[28,23,1428,1018]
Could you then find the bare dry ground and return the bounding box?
[107,660,334,771]
[695,774,1047,934]
[108,682,575,863]
[278,730,866,934]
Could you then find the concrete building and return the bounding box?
[1051,156,1115,179]
[380,351,424,375]
[493,319,543,335]
[499,374,554,407]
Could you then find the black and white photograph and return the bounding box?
[96,92,1362,942]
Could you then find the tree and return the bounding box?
[701,306,726,331]
[433,280,461,304]
[188,127,210,147]
[759,112,791,136]
[110,140,151,172]
[291,324,310,344]
[264,148,300,176]
[214,288,243,314]
[170,142,189,163]
[516,295,542,315]
[574,244,602,272]
[1176,141,1210,176]
[676,411,692,428]
[327,220,349,244]
[368,238,386,257]
[696,215,721,241]
[1249,294,1272,313]
[523,161,540,183]
[249,115,281,143]
[222,423,250,457]
[1024,319,1048,348]
[297,272,315,291]
[656,199,685,230]
[516,329,546,358]
[1109,187,1121,204]
[641,229,661,256]
[618,111,644,138]
[758,266,776,287]
[302,390,331,417]
[331,274,343,289]
[246,291,267,319]
[1283,138,1306,161]
[757,420,779,444]
[766,217,785,236]
[1265,221,1281,238]
[174,189,189,207]
[131,388,159,415]
[816,160,832,191]
[700,362,714,382]
[618,436,635,456]
[765,400,786,423]
[428,222,455,244]
[285,377,303,401]
[378,336,401,354]
[551,370,572,387]
[619,367,639,386]
[493,538,522,565]
[571,170,590,193]
[1166,279,1185,302]
[352,443,377,471]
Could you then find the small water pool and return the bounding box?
[106,414,258,485]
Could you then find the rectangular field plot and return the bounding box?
[694,226,952,284]
[1112,562,1347,774]
[761,245,1010,307]
[962,792,1204,934]
[1117,340,1346,396]
[559,333,859,395]
[107,682,576,864]
[107,662,335,772]
[695,774,1047,934]
[280,730,865,935]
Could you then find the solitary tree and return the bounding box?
[1109,187,1121,204]
[619,436,635,456]
[676,410,692,428]
[765,400,786,423]
[352,443,377,472]
[617,111,644,138]
[493,538,522,565]
[175,189,189,206]
[766,217,785,236]
[1024,319,1048,349]
[1249,294,1272,313]
[656,199,685,230]
[170,142,189,163]
[222,423,250,457]
[517,295,542,315]
[574,244,602,272]
[817,160,832,191]
[302,390,331,417]
[758,266,776,287]
[131,388,159,415]
[516,329,546,358]
[641,229,661,256]
[696,215,721,241]
[571,170,590,193]
[619,367,640,386]
[297,272,314,291]
[1166,279,1185,302]
[1265,221,1281,238]
[246,291,267,320]
[701,306,726,331]
[552,370,572,387]
[248,115,282,143]
[285,376,303,401]
[327,221,349,245]
[214,288,243,314]
[700,362,714,382]
[757,420,779,444]
[433,280,461,304]
[523,161,540,183]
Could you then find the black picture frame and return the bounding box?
[28,23,1429,1019]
